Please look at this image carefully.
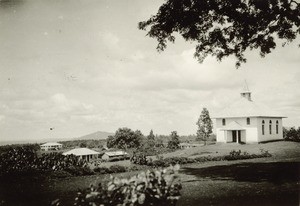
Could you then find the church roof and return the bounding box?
[213,96,286,118]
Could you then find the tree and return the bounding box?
[139,0,300,68]
[167,131,180,149]
[147,129,156,148]
[147,129,155,141]
[107,128,143,149]
[196,108,213,145]
[106,136,116,148]
[284,127,300,141]
[79,142,87,148]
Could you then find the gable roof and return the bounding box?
[104,151,128,157]
[40,142,62,146]
[63,148,100,156]
[213,97,286,118]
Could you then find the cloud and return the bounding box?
[99,31,120,48]
[0,115,5,122]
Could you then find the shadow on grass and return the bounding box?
[181,161,300,184]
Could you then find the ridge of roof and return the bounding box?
[40,142,62,146]
[213,97,286,118]
[63,148,99,156]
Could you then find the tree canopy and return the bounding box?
[106,128,143,149]
[139,0,300,67]
[168,131,180,149]
[196,108,213,145]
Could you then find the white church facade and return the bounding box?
[214,87,286,144]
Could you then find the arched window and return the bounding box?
[269,120,272,134]
[262,120,265,135]
[247,117,250,125]
[276,120,279,134]
[222,119,226,126]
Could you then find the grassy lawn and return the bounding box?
[178,161,300,206]
[0,141,299,206]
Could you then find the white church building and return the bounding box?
[214,86,286,144]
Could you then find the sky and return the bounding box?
[0,0,299,142]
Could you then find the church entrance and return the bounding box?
[232,130,241,143]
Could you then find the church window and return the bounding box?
[276,120,279,134]
[269,120,272,134]
[262,120,265,135]
[247,117,250,125]
[222,119,226,126]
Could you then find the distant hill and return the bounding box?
[76,131,114,140]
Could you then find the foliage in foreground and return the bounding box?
[53,165,182,206]
[0,146,89,177]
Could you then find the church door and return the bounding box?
[232,130,237,142]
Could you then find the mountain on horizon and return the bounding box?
[75,131,113,140]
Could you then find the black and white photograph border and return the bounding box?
[0,0,299,205]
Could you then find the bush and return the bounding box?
[52,165,182,206]
[146,150,272,167]
[284,127,300,142]
[224,149,271,161]
[0,147,87,177]
[130,152,148,165]
[109,165,126,173]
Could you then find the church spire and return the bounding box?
[240,80,252,101]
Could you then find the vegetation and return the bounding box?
[52,165,182,206]
[132,149,272,167]
[0,143,40,154]
[0,146,91,177]
[107,128,143,149]
[139,0,300,68]
[167,131,180,150]
[60,139,106,149]
[196,108,213,145]
[283,126,300,142]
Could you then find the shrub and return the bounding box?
[149,150,272,167]
[94,166,112,174]
[0,147,87,177]
[283,127,300,142]
[130,152,148,165]
[109,165,126,173]
[224,149,271,161]
[53,165,182,206]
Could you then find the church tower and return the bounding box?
[240,81,252,101]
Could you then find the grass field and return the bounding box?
[0,141,299,206]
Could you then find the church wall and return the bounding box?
[216,129,226,142]
[245,127,258,142]
[216,117,258,128]
[257,117,283,142]
[216,117,284,143]
[216,117,259,142]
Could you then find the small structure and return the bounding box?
[213,84,286,143]
[40,142,62,151]
[63,148,100,162]
[102,151,129,161]
[179,143,202,149]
